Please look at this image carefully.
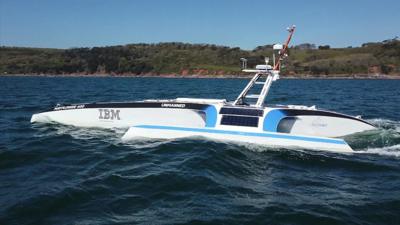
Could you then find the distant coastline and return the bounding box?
[1,73,400,79]
[1,40,399,77]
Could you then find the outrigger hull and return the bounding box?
[30,101,215,129]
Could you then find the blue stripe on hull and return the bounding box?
[133,125,347,145]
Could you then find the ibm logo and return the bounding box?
[98,109,121,120]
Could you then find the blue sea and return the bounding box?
[1,77,400,225]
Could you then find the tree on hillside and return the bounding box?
[318,45,330,50]
[294,43,316,50]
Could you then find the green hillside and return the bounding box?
[1,39,399,76]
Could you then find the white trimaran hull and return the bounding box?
[31,98,374,153]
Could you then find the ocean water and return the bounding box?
[0,76,399,225]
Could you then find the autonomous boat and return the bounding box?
[31,26,375,152]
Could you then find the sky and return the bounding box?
[0,0,399,50]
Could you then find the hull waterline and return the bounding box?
[122,125,354,153]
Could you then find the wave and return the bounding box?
[343,118,400,157]
[368,118,400,131]
[358,144,400,157]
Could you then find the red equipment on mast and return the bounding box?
[273,25,296,71]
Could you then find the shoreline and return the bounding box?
[1,73,400,79]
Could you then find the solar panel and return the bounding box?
[220,115,259,127]
[219,107,264,117]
